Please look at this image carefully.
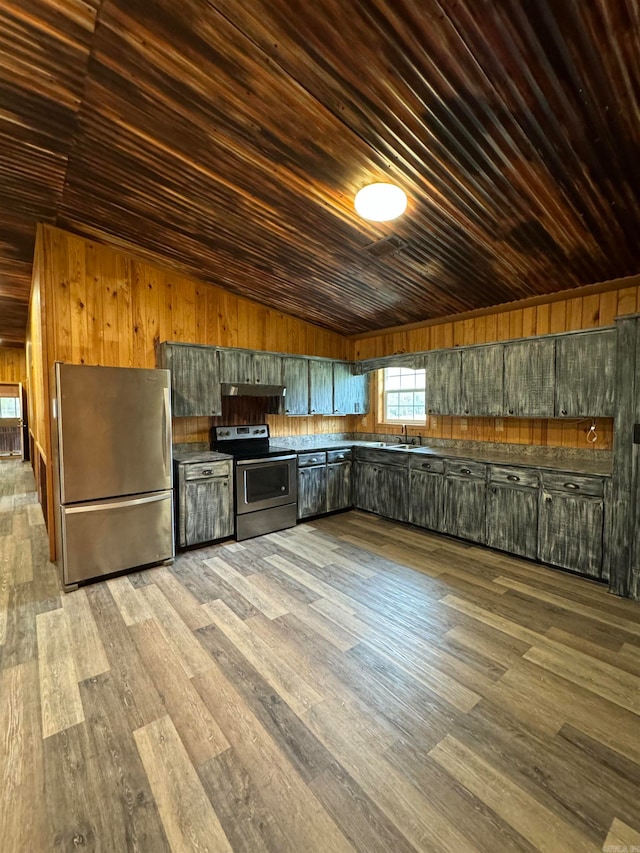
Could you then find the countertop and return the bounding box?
[173,450,233,464]
[283,439,613,476]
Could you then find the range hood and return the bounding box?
[221,383,286,397]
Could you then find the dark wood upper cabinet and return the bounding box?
[460,344,503,416]
[219,349,254,385]
[157,342,221,417]
[503,338,555,417]
[282,357,309,415]
[554,329,616,417]
[425,350,462,415]
[308,360,333,415]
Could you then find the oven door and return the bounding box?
[236,456,297,514]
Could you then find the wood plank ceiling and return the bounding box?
[1,0,640,344]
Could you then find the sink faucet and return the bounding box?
[402,424,408,444]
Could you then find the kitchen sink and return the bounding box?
[385,443,418,449]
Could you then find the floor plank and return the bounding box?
[134,715,233,853]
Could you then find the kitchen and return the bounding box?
[2,1,640,851]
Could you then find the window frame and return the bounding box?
[379,366,427,425]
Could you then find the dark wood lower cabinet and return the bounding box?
[539,491,604,578]
[377,465,410,522]
[444,475,486,544]
[354,461,379,514]
[175,458,234,548]
[327,462,352,512]
[409,470,445,532]
[297,465,327,519]
[486,484,538,559]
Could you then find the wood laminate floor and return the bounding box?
[1,460,640,852]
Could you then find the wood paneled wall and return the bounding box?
[351,282,640,451]
[0,348,26,384]
[37,225,351,446]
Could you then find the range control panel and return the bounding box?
[214,424,270,442]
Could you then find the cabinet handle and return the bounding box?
[311,409,316,414]
[202,469,213,475]
[310,458,318,464]
[422,463,432,469]
[337,454,345,460]
[461,467,472,475]
[564,482,579,490]
[561,409,568,416]
[506,474,520,482]
[508,408,514,415]
[546,496,552,503]
[464,409,469,414]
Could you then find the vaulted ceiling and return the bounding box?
[2,0,640,345]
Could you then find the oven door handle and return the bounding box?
[236,454,297,465]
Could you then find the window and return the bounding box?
[0,397,20,418]
[382,367,426,423]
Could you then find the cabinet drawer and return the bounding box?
[445,459,487,480]
[327,448,352,463]
[298,451,327,467]
[490,465,538,489]
[541,471,605,498]
[183,461,232,481]
[355,448,409,468]
[410,456,444,473]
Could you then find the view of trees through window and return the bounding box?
[383,367,426,422]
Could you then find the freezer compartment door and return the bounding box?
[55,363,172,504]
[60,491,174,585]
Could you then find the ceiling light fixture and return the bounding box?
[354,183,407,222]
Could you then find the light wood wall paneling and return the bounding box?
[0,349,26,384]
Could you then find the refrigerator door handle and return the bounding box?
[163,385,171,481]
[65,491,172,514]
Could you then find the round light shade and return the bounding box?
[354,183,407,221]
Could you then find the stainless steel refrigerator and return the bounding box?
[51,362,174,590]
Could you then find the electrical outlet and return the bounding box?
[460,418,468,431]
[430,416,438,429]
[495,418,504,432]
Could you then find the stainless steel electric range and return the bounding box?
[211,424,297,541]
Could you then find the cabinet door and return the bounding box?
[184,477,232,545]
[426,350,462,415]
[219,349,253,384]
[351,373,369,415]
[503,338,555,417]
[297,466,327,519]
[159,343,221,417]
[539,492,603,577]
[461,345,503,415]
[327,462,352,512]
[309,360,333,415]
[410,470,445,531]
[378,465,410,522]
[283,357,309,415]
[555,329,616,417]
[354,462,379,513]
[444,477,487,543]
[253,353,282,386]
[332,361,353,414]
[486,485,538,559]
